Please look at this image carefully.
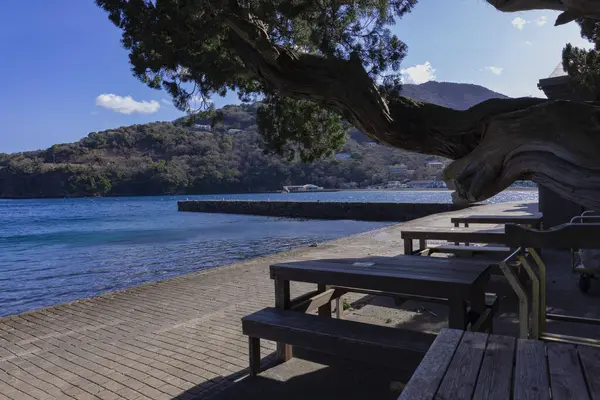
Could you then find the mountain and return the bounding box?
[0,82,509,198]
[401,81,508,110]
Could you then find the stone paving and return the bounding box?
[0,201,543,399]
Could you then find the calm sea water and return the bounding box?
[0,190,537,316]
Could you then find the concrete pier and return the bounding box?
[178,200,465,222]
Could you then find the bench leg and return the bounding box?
[335,297,343,319]
[274,278,292,361]
[249,337,261,376]
[419,239,427,252]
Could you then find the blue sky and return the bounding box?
[0,1,592,153]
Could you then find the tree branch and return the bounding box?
[224,12,600,210]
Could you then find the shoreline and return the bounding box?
[0,187,538,200]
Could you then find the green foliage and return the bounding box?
[563,43,600,98]
[257,96,347,162]
[563,19,600,97]
[577,18,600,49]
[0,103,446,198]
[95,0,417,160]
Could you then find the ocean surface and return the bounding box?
[0,190,537,316]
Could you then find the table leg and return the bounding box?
[274,278,292,361]
[249,337,261,376]
[317,284,332,317]
[419,239,427,252]
[404,239,413,255]
[454,222,460,245]
[448,298,468,330]
[468,290,486,331]
[464,222,470,246]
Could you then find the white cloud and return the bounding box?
[512,16,547,30]
[535,16,547,27]
[161,98,172,106]
[485,66,504,75]
[95,94,160,115]
[512,17,527,30]
[524,41,533,45]
[400,61,436,84]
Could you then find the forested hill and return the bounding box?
[0,82,508,198]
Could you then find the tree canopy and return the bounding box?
[96,0,600,209]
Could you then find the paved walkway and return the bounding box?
[0,202,540,399]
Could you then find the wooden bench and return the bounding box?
[399,328,600,400]
[450,214,543,247]
[451,214,543,229]
[401,226,507,255]
[242,307,436,376]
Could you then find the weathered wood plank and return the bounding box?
[271,267,471,299]
[401,227,506,244]
[398,328,463,400]
[242,307,435,370]
[547,342,590,400]
[272,256,492,282]
[578,345,600,400]
[271,257,492,304]
[428,244,511,256]
[279,255,495,273]
[436,331,489,399]
[451,215,542,226]
[514,339,550,400]
[473,334,516,400]
[272,260,484,280]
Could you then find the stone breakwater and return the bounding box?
[177,200,467,222]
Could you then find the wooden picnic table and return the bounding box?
[451,214,543,228]
[270,256,492,330]
[270,256,493,364]
[399,328,600,400]
[401,226,507,255]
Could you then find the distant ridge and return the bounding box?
[401,81,509,110]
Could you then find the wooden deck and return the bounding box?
[400,328,600,400]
